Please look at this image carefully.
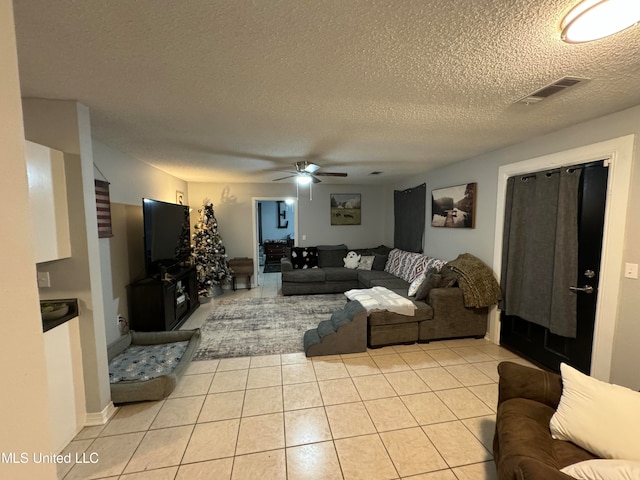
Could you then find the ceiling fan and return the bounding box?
[272,161,347,184]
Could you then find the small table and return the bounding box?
[229,257,253,290]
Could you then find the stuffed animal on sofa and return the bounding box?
[343,251,361,269]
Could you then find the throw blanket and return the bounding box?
[344,286,416,316]
[446,253,502,308]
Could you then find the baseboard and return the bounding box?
[85,402,118,426]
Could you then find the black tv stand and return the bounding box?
[129,266,199,331]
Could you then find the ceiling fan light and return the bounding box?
[561,0,640,43]
[296,175,312,185]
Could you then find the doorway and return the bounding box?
[499,162,608,373]
[251,197,298,286]
[490,135,634,380]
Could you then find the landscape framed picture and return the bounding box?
[431,183,477,228]
[330,193,361,225]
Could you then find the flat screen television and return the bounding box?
[142,198,192,276]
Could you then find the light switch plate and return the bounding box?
[37,271,51,288]
[624,263,638,279]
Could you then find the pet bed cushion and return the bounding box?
[107,329,200,403]
[109,341,189,383]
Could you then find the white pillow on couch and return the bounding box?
[549,363,640,462]
[561,459,640,480]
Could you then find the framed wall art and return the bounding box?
[330,193,361,225]
[431,183,477,228]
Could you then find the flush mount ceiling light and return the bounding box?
[561,0,640,43]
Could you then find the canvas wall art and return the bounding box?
[431,183,477,228]
[330,193,361,225]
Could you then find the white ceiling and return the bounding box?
[12,0,640,184]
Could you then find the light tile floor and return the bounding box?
[61,270,537,480]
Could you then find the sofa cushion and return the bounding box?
[324,267,359,282]
[357,270,399,288]
[370,277,410,290]
[317,245,348,268]
[414,268,440,301]
[367,292,432,324]
[282,268,326,283]
[549,362,640,462]
[291,247,318,269]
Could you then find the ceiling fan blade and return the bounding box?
[305,163,321,173]
[314,172,348,177]
[272,174,297,181]
[296,161,320,173]
[311,175,322,184]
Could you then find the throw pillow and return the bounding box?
[372,254,388,271]
[561,459,640,480]
[358,255,375,271]
[317,247,348,268]
[439,265,458,287]
[291,247,318,269]
[415,269,440,301]
[549,363,640,462]
[408,274,426,297]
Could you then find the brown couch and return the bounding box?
[494,361,598,480]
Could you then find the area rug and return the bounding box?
[193,294,347,360]
[263,263,281,273]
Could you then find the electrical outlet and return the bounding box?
[624,262,638,279]
[302,234,307,240]
[117,314,124,326]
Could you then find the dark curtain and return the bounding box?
[500,168,581,337]
[394,183,426,253]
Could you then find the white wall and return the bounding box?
[188,182,390,262]
[0,3,57,478]
[391,104,640,389]
[92,141,189,207]
[22,99,115,421]
[92,141,188,344]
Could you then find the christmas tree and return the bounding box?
[192,199,230,297]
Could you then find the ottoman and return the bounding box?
[367,310,420,348]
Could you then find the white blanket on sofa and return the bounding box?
[344,286,416,316]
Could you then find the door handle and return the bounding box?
[569,285,594,294]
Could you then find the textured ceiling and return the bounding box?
[12,0,640,184]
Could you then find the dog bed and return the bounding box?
[107,329,201,403]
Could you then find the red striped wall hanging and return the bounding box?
[95,179,113,238]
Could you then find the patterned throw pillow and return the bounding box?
[291,247,318,269]
[357,255,375,271]
[385,249,425,282]
[408,274,426,296]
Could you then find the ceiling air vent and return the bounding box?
[516,76,589,105]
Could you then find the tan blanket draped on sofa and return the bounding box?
[446,253,502,308]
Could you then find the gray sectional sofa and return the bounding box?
[282,244,489,347]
